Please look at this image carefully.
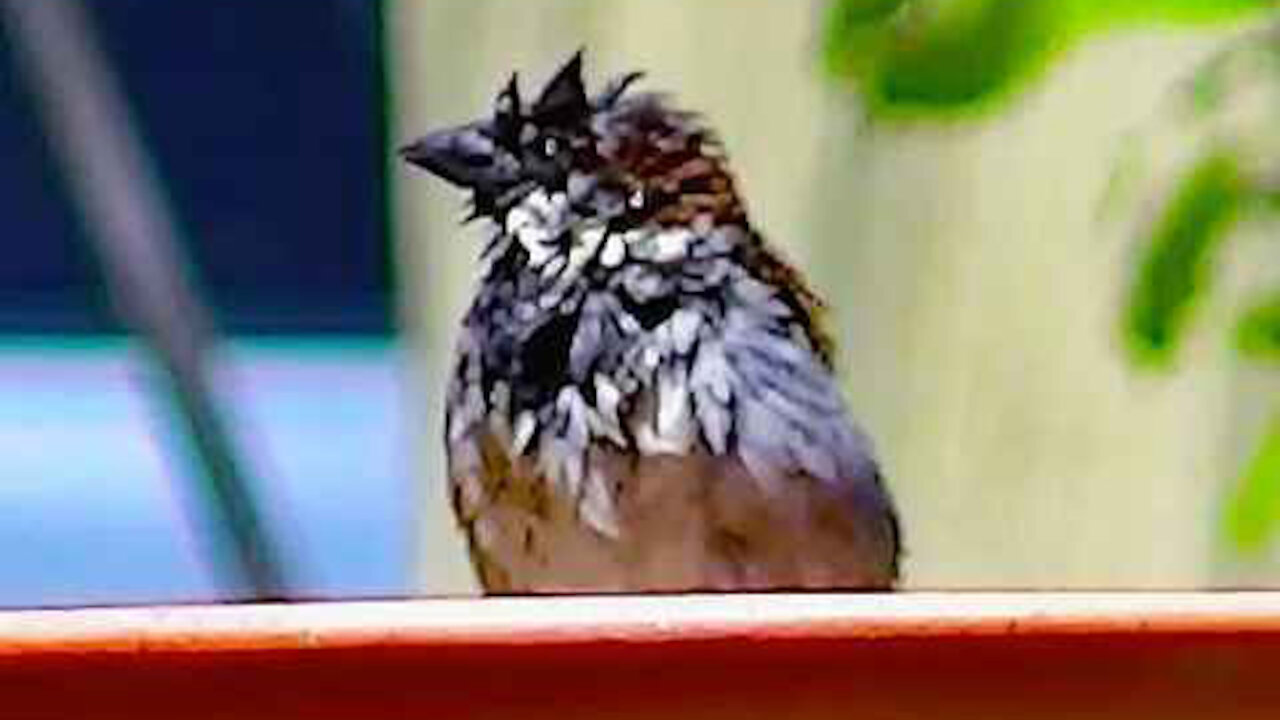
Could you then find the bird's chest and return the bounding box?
[443,278,717,551]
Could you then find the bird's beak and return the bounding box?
[399,121,517,194]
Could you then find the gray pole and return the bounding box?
[1,0,289,600]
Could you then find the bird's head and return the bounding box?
[400,52,745,255]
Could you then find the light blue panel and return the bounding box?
[0,338,409,608]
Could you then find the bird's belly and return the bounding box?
[451,437,897,593]
[456,451,719,593]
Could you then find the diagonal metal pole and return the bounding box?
[1,0,289,600]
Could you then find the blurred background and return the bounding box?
[1,0,1279,606]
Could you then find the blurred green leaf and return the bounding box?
[876,2,1057,113]
[1070,0,1280,26]
[1225,412,1280,552]
[1238,293,1280,362]
[824,0,1279,119]
[829,0,907,26]
[1123,153,1243,367]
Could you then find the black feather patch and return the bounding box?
[533,50,588,127]
[513,308,581,413]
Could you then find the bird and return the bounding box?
[401,52,901,594]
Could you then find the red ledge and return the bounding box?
[2,592,1279,719]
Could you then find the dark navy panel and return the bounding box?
[0,19,113,332]
[0,0,390,333]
